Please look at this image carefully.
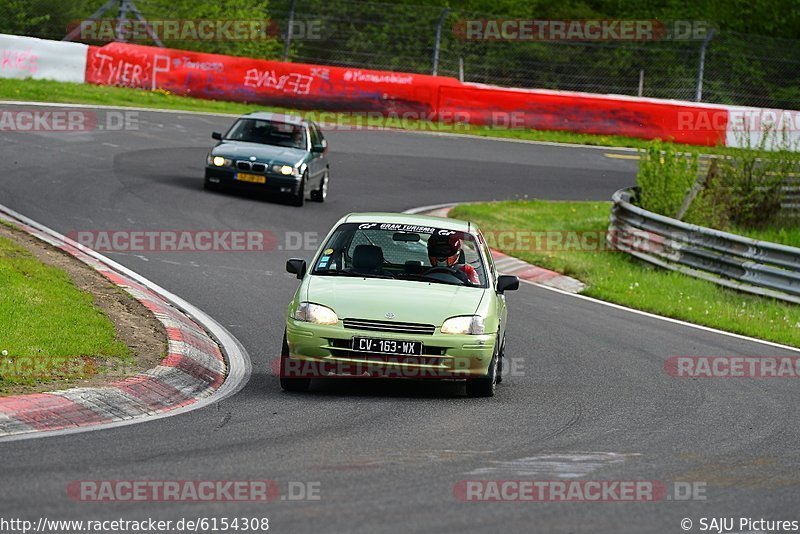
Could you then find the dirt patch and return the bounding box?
[0,222,167,396]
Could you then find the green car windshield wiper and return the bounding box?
[314,270,394,279]
[397,273,464,287]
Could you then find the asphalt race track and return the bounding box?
[1,105,799,533]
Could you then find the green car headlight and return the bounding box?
[207,155,232,167]
[441,315,485,335]
[295,302,338,325]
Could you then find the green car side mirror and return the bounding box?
[286,258,307,279]
[496,275,519,293]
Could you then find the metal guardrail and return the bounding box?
[782,179,800,210]
[608,187,800,304]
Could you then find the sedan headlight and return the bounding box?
[207,155,232,167]
[294,302,338,325]
[441,315,485,335]
[273,164,297,176]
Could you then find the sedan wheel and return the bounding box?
[310,170,328,202]
[290,174,306,207]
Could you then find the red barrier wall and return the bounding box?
[85,42,460,114]
[437,84,728,146]
[85,42,728,146]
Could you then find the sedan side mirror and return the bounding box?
[212,131,222,140]
[311,144,325,153]
[286,258,307,279]
[496,275,519,293]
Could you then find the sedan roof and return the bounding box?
[243,111,307,125]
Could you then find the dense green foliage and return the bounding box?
[636,134,800,237]
[636,140,698,218]
[1,0,799,106]
[0,0,281,57]
[269,0,800,106]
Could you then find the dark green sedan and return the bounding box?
[204,112,329,206]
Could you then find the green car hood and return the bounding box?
[212,141,307,166]
[305,276,486,326]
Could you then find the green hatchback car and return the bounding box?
[281,212,519,397]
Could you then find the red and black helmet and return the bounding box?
[427,232,462,261]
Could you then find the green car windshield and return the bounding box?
[312,222,488,288]
[223,118,307,149]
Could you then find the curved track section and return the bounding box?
[1,105,798,533]
[0,203,251,442]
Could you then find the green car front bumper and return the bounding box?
[284,318,497,379]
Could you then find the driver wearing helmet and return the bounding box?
[427,232,479,284]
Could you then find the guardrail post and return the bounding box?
[283,0,297,62]
[637,69,644,97]
[694,29,715,102]
[431,8,449,76]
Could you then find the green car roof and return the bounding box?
[342,212,476,233]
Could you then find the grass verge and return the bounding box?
[0,231,132,393]
[734,218,800,248]
[450,200,800,348]
[0,78,723,152]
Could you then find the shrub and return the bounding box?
[682,159,732,229]
[636,140,699,218]
[636,129,800,230]
[710,127,800,227]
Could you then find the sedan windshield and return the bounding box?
[312,222,488,288]
[223,118,307,149]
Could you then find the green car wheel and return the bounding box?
[280,330,310,392]
[465,351,498,398]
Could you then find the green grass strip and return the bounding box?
[0,234,130,390]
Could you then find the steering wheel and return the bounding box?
[423,266,470,284]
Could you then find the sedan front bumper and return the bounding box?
[205,167,301,195]
[284,318,497,379]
